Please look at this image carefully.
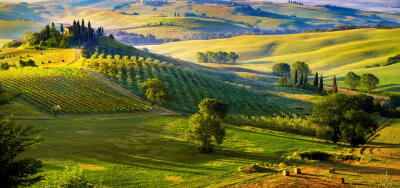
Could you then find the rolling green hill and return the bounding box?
[146,28,400,94]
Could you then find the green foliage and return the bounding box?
[185,113,225,153]
[141,78,169,105]
[272,63,290,77]
[60,168,95,188]
[19,59,37,68]
[198,98,228,119]
[197,51,239,64]
[360,73,379,92]
[340,110,377,146]
[278,77,288,86]
[51,105,62,116]
[1,62,10,70]
[344,72,360,90]
[4,40,23,48]
[28,25,67,48]
[313,72,318,87]
[299,151,332,161]
[292,61,309,77]
[319,75,324,93]
[312,94,377,145]
[0,92,43,187]
[386,54,400,66]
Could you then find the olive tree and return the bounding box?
[360,73,379,92]
[141,78,169,105]
[344,72,360,90]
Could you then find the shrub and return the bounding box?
[386,54,400,66]
[0,62,10,70]
[299,151,332,161]
[19,59,37,68]
[278,77,288,86]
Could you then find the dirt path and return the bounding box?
[67,48,81,66]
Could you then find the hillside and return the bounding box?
[146,28,400,94]
[0,67,152,114]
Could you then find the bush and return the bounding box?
[299,151,332,161]
[1,62,10,70]
[386,54,400,66]
[19,59,37,68]
[278,77,288,86]
[4,40,23,48]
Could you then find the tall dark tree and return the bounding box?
[319,74,324,92]
[294,70,298,85]
[0,88,43,187]
[82,19,85,29]
[332,76,338,93]
[304,74,308,85]
[45,25,50,39]
[314,72,319,87]
[88,21,92,40]
[51,22,55,28]
[299,73,304,85]
[60,23,64,33]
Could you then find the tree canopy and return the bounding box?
[272,63,290,77]
[292,61,310,77]
[141,78,169,105]
[360,73,379,92]
[344,72,360,90]
[197,51,239,64]
[198,98,228,119]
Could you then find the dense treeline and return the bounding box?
[307,24,397,33]
[113,31,179,45]
[27,19,104,49]
[197,51,239,64]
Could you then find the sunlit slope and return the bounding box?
[0,67,152,114]
[147,28,400,72]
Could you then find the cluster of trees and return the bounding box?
[4,40,23,48]
[113,31,179,45]
[307,24,397,33]
[67,19,104,45]
[386,54,400,66]
[288,0,304,5]
[186,98,227,153]
[19,59,37,68]
[312,93,378,146]
[197,51,239,64]
[28,23,67,49]
[27,19,104,49]
[344,72,379,92]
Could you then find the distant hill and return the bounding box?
[146,28,400,95]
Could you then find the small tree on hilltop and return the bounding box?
[272,63,290,77]
[344,72,360,91]
[278,77,288,86]
[313,72,319,87]
[319,74,324,93]
[141,78,169,105]
[332,76,338,94]
[360,73,379,93]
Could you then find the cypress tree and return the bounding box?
[313,72,318,87]
[294,70,298,85]
[45,25,50,39]
[304,74,308,85]
[77,20,81,39]
[82,19,85,28]
[332,76,338,93]
[60,24,64,33]
[51,22,55,28]
[319,75,324,92]
[299,73,304,85]
[88,21,92,40]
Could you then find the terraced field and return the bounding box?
[0,67,152,114]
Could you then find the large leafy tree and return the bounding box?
[360,73,379,92]
[312,94,359,143]
[141,78,169,105]
[198,98,228,119]
[0,87,43,187]
[344,72,360,90]
[185,113,225,153]
[272,63,290,77]
[340,110,377,146]
[292,61,310,77]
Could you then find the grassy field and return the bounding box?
[18,114,338,187]
[0,67,152,114]
[147,28,400,94]
[0,48,77,68]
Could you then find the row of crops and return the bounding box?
[0,67,152,114]
[84,55,278,115]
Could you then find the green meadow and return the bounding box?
[19,114,337,187]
